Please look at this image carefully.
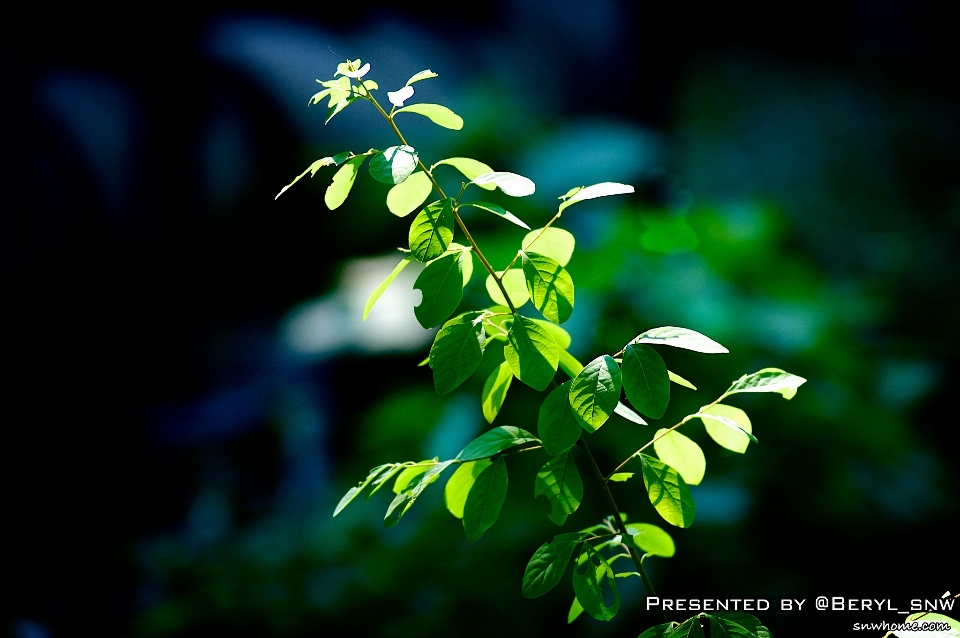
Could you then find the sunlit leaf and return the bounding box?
[395,103,464,130]
[669,370,697,390]
[433,157,495,188]
[557,182,634,213]
[367,465,403,500]
[463,457,508,541]
[414,251,465,328]
[614,402,648,425]
[471,171,536,197]
[325,95,359,124]
[460,201,530,229]
[724,368,807,400]
[567,597,585,624]
[481,361,514,423]
[335,59,370,78]
[457,425,539,461]
[569,355,622,432]
[429,312,485,395]
[384,460,454,528]
[362,256,413,321]
[522,532,584,598]
[572,545,620,621]
[409,199,454,262]
[531,320,570,349]
[333,464,391,516]
[710,613,770,638]
[275,156,335,199]
[521,227,576,266]
[666,617,706,638]
[637,622,679,638]
[369,145,419,185]
[537,381,581,455]
[386,171,433,217]
[630,326,729,354]
[393,463,431,494]
[622,344,670,418]
[324,155,365,210]
[609,472,634,483]
[534,449,583,525]
[639,453,696,528]
[485,269,529,308]
[504,315,560,391]
[444,459,492,518]
[653,429,705,486]
[698,404,753,453]
[694,409,757,444]
[558,350,584,377]
[405,69,438,85]
[521,251,575,324]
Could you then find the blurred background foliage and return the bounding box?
[3,2,958,637]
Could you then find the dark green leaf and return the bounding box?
[557,182,634,214]
[481,361,513,423]
[414,251,465,328]
[429,312,485,395]
[630,326,728,354]
[666,617,705,638]
[362,256,413,321]
[638,622,680,638]
[395,103,464,130]
[653,429,705,485]
[460,201,530,229]
[386,171,433,217]
[333,464,390,516]
[471,171,536,197]
[639,454,696,528]
[707,615,757,638]
[324,155,366,210]
[537,381,581,455]
[625,522,675,558]
[457,425,539,461]
[521,227,575,266]
[569,355,622,432]
[521,251,575,324]
[572,545,620,621]
[369,145,419,184]
[463,457,508,541]
[521,532,584,598]
[409,198,454,262]
[711,613,766,637]
[444,459,492,518]
[534,450,583,525]
[622,344,670,419]
[504,315,560,390]
[724,367,807,400]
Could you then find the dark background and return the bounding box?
[3,2,958,636]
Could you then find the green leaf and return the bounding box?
[521,532,584,598]
[653,429,705,485]
[429,312,486,395]
[275,156,336,199]
[558,349,584,377]
[324,155,366,210]
[538,381,582,455]
[481,361,514,423]
[711,613,769,638]
[485,270,529,308]
[333,464,391,516]
[386,171,433,217]
[639,453,696,528]
[405,69,438,85]
[369,145,419,185]
[395,103,464,130]
[630,326,729,354]
[567,597,585,624]
[463,456,508,541]
[533,320,571,349]
[393,463,432,494]
[626,522,675,558]
[366,464,403,499]
[521,227,576,266]
[557,182,634,213]
[609,472,634,482]
[414,251,465,328]
[362,256,413,321]
[460,201,530,229]
[707,615,757,638]
[638,622,680,638]
[669,370,697,390]
[384,460,454,528]
[534,450,583,525]
[310,76,351,106]
[666,617,706,638]
[724,367,807,400]
[569,355,622,432]
[409,199,454,262]
[433,157,495,188]
[471,171,536,197]
[698,404,753,453]
[444,459,492,518]
[614,402,648,425]
[457,425,539,461]
[693,409,757,444]
[521,251,575,324]
[504,315,560,391]
[622,344,670,419]
[325,95,359,124]
[572,545,620,621]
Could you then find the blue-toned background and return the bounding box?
[4,3,958,636]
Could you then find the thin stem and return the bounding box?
[577,438,667,623]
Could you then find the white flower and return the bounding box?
[336,59,370,79]
[387,85,414,107]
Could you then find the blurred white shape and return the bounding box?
[283,254,432,358]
